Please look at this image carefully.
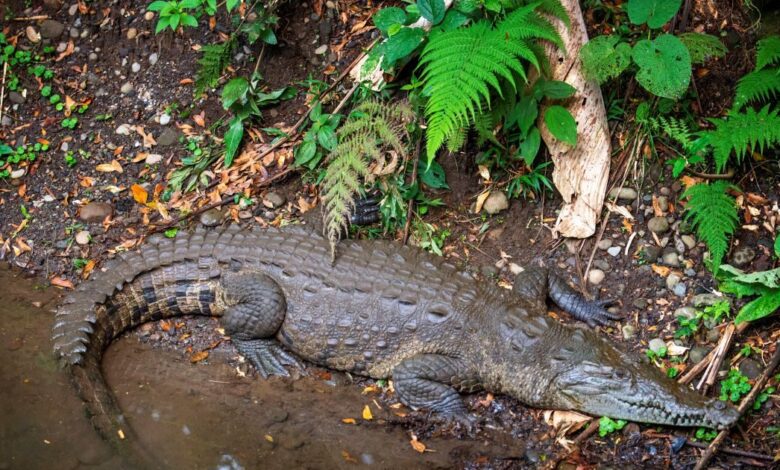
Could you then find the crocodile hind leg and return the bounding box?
[513,266,621,327]
[392,354,480,424]
[220,272,302,378]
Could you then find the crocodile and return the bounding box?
[52,224,738,466]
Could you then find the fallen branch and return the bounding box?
[697,323,736,393]
[679,322,749,385]
[693,340,780,470]
[684,439,774,462]
[0,62,7,125]
[12,15,50,21]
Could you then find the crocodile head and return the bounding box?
[549,357,739,429]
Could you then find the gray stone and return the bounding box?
[659,187,671,196]
[678,220,693,235]
[657,196,669,212]
[314,44,328,55]
[159,113,171,125]
[622,324,636,340]
[609,187,638,201]
[69,27,79,38]
[666,273,681,290]
[75,230,90,245]
[648,216,669,234]
[40,20,65,39]
[649,338,666,354]
[8,92,25,104]
[88,52,98,61]
[145,153,162,165]
[597,239,612,250]
[588,269,605,285]
[641,245,662,262]
[674,306,696,320]
[662,250,680,267]
[131,62,141,73]
[483,191,509,215]
[689,346,710,364]
[693,293,728,308]
[738,358,762,380]
[1,115,12,127]
[592,259,611,272]
[199,208,223,227]
[633,298,648,309]
[78,202,113,223]
[115,123,132,135]
[681,235,696,250]
[674,236,686,254]
[120,82,134,94]
[481,264,498,277]
[265,192,286,209]
[149,52,159,66]
[730,245,756,267]
[672,283,687,298]
[607,246,621,257]
[157,128,179,146]
[706,328,721,343]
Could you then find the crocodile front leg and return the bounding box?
[220,272,302,378]
[513,266,621,327]
[392,354,480,422]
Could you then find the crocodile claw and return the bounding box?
[232,338,303,378]
[581,299,622,328]
[349,193,381,226]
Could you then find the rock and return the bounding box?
[607,246,621,257]
[592,259,611,272]
[730,245,756,267]
[609,187,638,201]
[674,236,686,254]
[115,123,132,135]
[1,115,12,127]
[120,82,134,94]
[314,44,328,55]
[674,306,696,320]
[689,346,710,364]
[40,20,65,39]
[69,27,79,38]
[89,52,98,61]
[265,192,286,209]
[633,298,648,309]
[648,216,669,234]
[8,92,25,105]
[666,273,681,290]
[148,52,159,65]
[622,324,636,340]
[131,62,141,73]
[738,358,762,380]
[157,128,179,146]
[660,186,671,196]
[662,250,680,267]
[648,338,666,354]
[693,293,728,308]
[75,230,91,245]
[25,26,41,43]
[78,202,113,223]
[483,191,509,215]
[199,208,223,227]
[672,283,687,297]
[681,235,696,250]
[706,328,721,343]
[159,113,171,125]
[126,28,137,39]
[588,269,605,285]
[641,245,662,262]
[481,264,498,277]
[145,11,155,21]
[597,239,612,250]
[145,153,163,165]
[656,196,669,212]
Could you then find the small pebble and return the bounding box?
[673,306,696,320]
[120,82,134,94]
[672,283,687,297]
[648,338,666,354]
[199,208,223,227]
[131,62,141,73]
[148,52,158,65]
[145,11,155,21]
[483,191,509,215]
[145,153,163,165]
[314,44,328,55]
[159,113,171,125]
[681,235,696,249]
[588,269,605,285]
[609,187,637,201]
[126,28,137,39]
[622,325,636,340]
[662,251,680,267]
[633,298,648,309]
[88,52,98,61]
[75,230,90,245]
[666,273,681,290]
[648,216,669,234]
[597,239,612,250]
[607,246,621,257]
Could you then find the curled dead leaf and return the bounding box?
[341,418,356,424]
[409,433,426,453]
[131,184,148,205]
[50,277,75,289]
[651,264,670,277]
[190,351,209,363]
[474,191,490,214]
[95,160,123,173]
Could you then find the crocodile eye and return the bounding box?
[713,401,726,410]
[614,369,628,380]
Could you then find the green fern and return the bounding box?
[321,100,414,258]
[445,127,467,153]
[683,181,739,272]
[195,38,236,96]
[648,115,694,150]
[679,32,727,64]
[755,35,780,71]
[701,105,780,172]
[733,69,780,111]
[419,2,563,163]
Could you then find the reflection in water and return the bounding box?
[0,266,522,469]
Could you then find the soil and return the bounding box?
[1,0,779,469]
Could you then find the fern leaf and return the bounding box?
[195,38,236,96]
[445,127,467,153]
[420,3,556,163]
[703,105,780,172]
[683,181,739,272]
[679,32,727,64]
[648,115,694,150]
[732,68,780,111]
[321,101,413,258]
[756,35,780,71]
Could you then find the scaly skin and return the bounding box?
[52,225,738,466]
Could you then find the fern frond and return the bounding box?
[756,35,780,71]
[683,181,739,272]
[702,105,780,171]
[195,38,236,96]
[732,69,780,111]
[321,101,413,258]
[420,2,557,163]
[648,116,694,150]
[679,33,727,64]
[445,127,467,153]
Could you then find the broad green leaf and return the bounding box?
[180,0,200,9]
[679,32,727,64]
[735,288,780,324]
[223,118,244,167]
[438,9,468,31]
[169,13,180,31]
[418,159,449,189]
[509,95,538,137]
[625,0,681,29]
[180,14,198,28]
[632,34,691,100]
[455,0,479,14]
[222,77,249,109]
[775,236,780,259]
[254,86,297,106]
[155,16,170,34]
[373,7,407,35]
[544,105,577,146]
[728,267,780,288]
[580,35,632,83]
[536,80,576,99]
[259,28,277,45]
[519,127,541,166]
[417,0,446,25]
[294,140,318,166]
[381,27,425,70]
[147,1,169,12]
[226,0,240,12]
[317,127,337,151]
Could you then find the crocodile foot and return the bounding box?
[232,338,303,378]
[349,192,381,226]
[574,298,622,328]
[427,409,477,434]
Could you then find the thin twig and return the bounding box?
[698,323,735,393]
[402,139,422,244]
[679,322,750,385]
[694,341,780,470]
[0,62,7,125]
[331,81,359,115]
[12,15,49,21]
[685,168,736,180]
[543,419,600,470]
[684,439,774,462]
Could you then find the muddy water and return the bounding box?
[0,266,527,469]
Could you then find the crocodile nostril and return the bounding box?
[713,401,726,410]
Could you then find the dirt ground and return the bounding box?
[1,0,779,468]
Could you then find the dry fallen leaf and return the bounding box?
[50,277,75,289]
[96,160,123,173]
[474,190,490,214]
[341,450,357,464]
[409,433,426,453]
[193,111,206,128]
[81,259,96,279]
[362,405,373,421]
[131,184,148,205]
[341,418,356,424]
[190,351,209,363]
[264,434,273,443]
[651,264,670,277]
[543,410,591,437]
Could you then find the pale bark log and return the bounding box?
[538,0,611,238]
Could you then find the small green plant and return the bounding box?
[148,0,201,34]
[413,219,450,256]
[164,228,179,238]
[666,366,679,379]
[646,345,667,361]
[694,427,717,441]
[598,416,627,437]
[0,141,50,178]
[753,386,775,411]
[168,138,216,192]
[682,182,738,273]
[61,117,78,129]
[580,0,726,99]
[294,102,341,171]
[72,258,89,269]
[674,315,700,339]
[717,263,780,324]
[719,369,751,403]
[64,151,78,167]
